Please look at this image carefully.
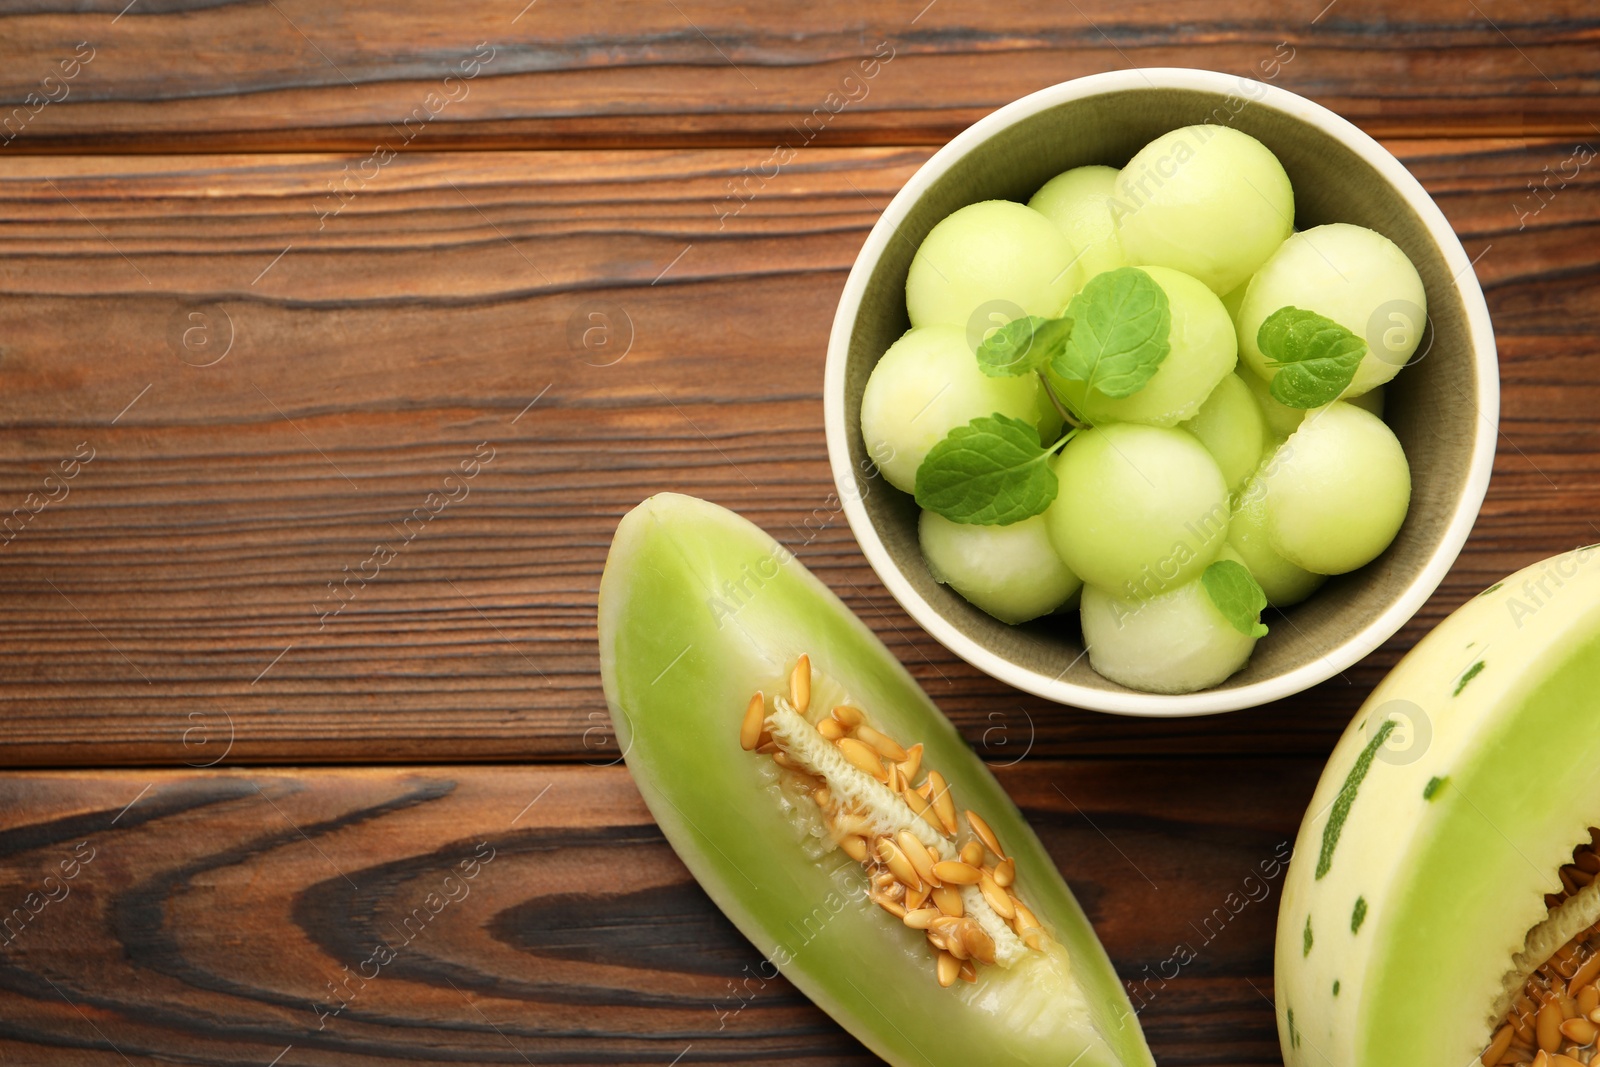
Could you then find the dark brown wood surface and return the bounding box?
[0,5,1595,1063]
[0,761,1315,1065]
[0,139,1592,767]
[1,1,1597,152]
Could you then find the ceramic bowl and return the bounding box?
[823,67,1498,716]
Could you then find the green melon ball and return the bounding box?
[905,200,1080,331]
[919,511,1082,624]
[1113,125,1294,295]
[1237,222,1427,397]
[1182,372,1267,490]
[1262,401,1411,574]
[1239,362,1306,438]
[1045,423,1229,598]
[1027,165,1128,280]
[860,325,1058,495]
[1049,265,1237,427]
[1227,468,1326,607]
[1079,546,1258,694]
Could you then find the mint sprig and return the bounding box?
[1052,267,1171,398]
[1202,559,1269,638]
[914,415,1071,525]
[904,266,1179,526]
[1259,306,1366,409]
[975,315,1073,377]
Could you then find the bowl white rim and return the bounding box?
[822,67,1500,717]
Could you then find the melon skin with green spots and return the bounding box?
[599,493,1155,1067]
[1275,545,1600,1064]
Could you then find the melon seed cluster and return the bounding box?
[1482,830,1600,1066]
[739,655,1049,987]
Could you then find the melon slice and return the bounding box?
[599,493,1154,1067]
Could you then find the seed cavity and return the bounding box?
[1481,830,1600,1066]
[743,656,1051,987]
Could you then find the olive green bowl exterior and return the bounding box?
[823,67,1498,716]
[1275,546,1600,1064]
[598,493,1154,1067]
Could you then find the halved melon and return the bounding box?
[1276,545,1600,1065]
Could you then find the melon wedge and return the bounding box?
[599,493,1154,1067]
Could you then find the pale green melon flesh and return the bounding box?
[1276,546,1600,1065]
[599,494,1154,1067]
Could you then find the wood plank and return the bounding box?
[0,1,1596,152]
[0,139,1594,766]
[0,760,1318,1064]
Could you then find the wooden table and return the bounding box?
[0,3,1592,1063]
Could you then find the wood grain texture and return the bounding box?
[0,761,1318,1065]
[0,137,1596,766]
[0,1,1596,153]
[1,7,1590,1063]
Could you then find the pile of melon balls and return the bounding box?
[860,125,1425,694]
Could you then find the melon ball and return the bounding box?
[1080,546,1259,694]
[1027,165,1128,280]
[860,325,1058,495]
[1045,423,1230,598]
[919,511,1081,624]
[1262,402,1411,574]
[906,200,1080,332]
[1182,372,1267,490]
[1113,125,1294,295]
[1237,223,1427,397]
[1228,467,1327,607]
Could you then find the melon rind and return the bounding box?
[1276,545,1600,1065]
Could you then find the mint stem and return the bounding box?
[1037,372,1084,429]
[1045,427,1079,456]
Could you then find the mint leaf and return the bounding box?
[1259,306,1367,409]
[1202,559,1269,638]
[976,315,1073,378]
[914,415,1059,525]
[1051,267,1170,398]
